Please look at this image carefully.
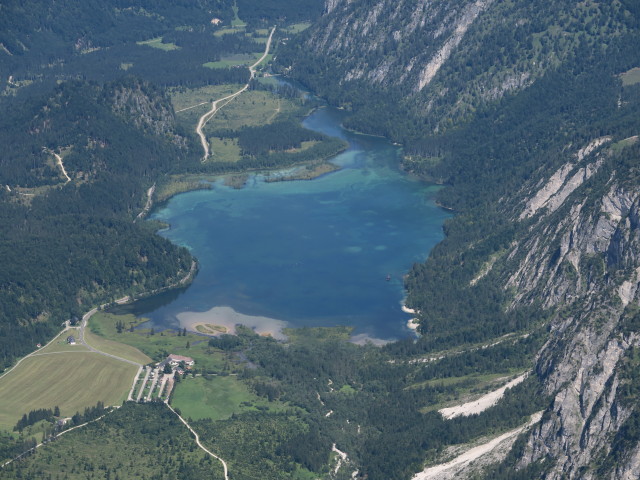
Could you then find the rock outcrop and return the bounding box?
[496,139,640,478]
[110,79,187,148]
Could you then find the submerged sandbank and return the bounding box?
[177,306,289,340]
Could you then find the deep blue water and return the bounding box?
[128,106,450,341]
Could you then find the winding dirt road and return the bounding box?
[53,152,71,183]
[197,27,276,161]
[167,404,230,480]
[134,183,156,222]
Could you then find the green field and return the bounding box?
[246,29,270,44]
[231,1,246,27]
[209,137,242,162]
[0,353,136,430]
[170,84,244,127]
[611,135,639,152]
[407,371,514,390]
[85,320,152,365]
[136,37,180,51]
[203,52,261,69]
[255,53,273,68]
[621,67,640,86]
[283,23,311,34]
[172,375,286,421]
[213,26,245,37]
[206,90,299,132]
[283,326,353,344]
[89,312,225,372]
[170,84,242,111]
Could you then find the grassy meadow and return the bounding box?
[203,52,262,69]
[208,137,243,162]
[84,324,152,365]
[170,84,244,126]
[0,353,136,430]
[88,312,226,372]
[621,66,640,86]
[205,90,299,131]
[172,375,286,421]
[136,37,180,51]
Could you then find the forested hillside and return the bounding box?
[278,0,638,140]
[0,78,193,366]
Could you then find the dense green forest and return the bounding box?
[0,78,194,366]
[277,0,639,139]
[2,403,224,479]
[399,30,640,355]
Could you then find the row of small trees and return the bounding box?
[14,407,60,432]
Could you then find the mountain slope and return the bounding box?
[283,1,640,478]
[280,0,635,137]
[0,78,193,367]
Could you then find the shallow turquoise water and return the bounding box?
[131,106,450,341]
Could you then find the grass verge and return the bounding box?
[84,321,152,365]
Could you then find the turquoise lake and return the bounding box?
[130,106,450,342]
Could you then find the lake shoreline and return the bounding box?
[128,104,449,341]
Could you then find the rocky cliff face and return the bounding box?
[291,0,626,131]
[110,79,187,148]
[496,137,640,478]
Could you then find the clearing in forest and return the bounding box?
[171,375,287,421]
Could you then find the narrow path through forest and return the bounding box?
[167,404,230,480]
